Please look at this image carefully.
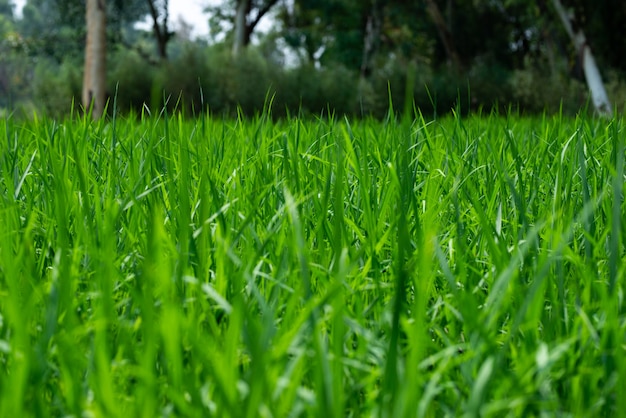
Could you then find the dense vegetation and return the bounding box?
[0,110,624,416]
[1,0,626,118]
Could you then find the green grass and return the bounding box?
[0,109,624,417]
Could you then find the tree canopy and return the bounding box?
[0,0,624,117]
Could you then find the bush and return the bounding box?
[274,63,358,117]
[157,44,220,115]
[368,57,463,117]
[32,59,81,118]
[0,31,34,110]
[604,70,626,114]
[109,48,156,113]
[509,58,588,114]
[214,47,273,115]
[466,56,514,112]
[317,64,358,115]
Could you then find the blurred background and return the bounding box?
[0,0,625,118]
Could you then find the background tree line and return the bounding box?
[0,0,625,119]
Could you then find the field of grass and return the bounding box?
[0,109,624,417]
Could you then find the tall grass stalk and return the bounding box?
[0,110,623,416]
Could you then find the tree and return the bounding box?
[279,0,433,71]
[18,0,84,61]
[0,0,12,17]
[83,0,107,119]
[279,0,374,69]
[0,0,18,107]
[145,0,172,60]
[424,0,461,72]
[0,0,13,34]
[207,0,279,56]
[551,0,612,116]
[236,0,279,55]
[359,0,383,78]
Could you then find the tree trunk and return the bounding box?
[83,0,107,119]
[425,0,461,72]
[147,0,170,60]
[232,0,248,57]
[551,0,612,116]
[360,3,382,78]
[232,0,278,57]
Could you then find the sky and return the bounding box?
[12,0,212,38]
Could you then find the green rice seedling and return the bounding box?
[0,109,623,417]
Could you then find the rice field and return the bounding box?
[0,109,624,416]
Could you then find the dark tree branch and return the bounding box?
[146,0,170,60]
[248,0,279,34]
[424,0,462,72]
[360,2,383,79]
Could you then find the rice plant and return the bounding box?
[0,109,623,417]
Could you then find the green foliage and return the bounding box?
[275,63,358,116]
[154,44,273,115]
[556,0,626,71]
[4,0,626,119]
[604,69,626,114]
[362,56,515,117]
[25,37,621,120]
[215,47,273,114]
[109,45,360,117]
[18,0,84,61]
[109,48,156,113]
[32,59,81,117]
[0,14,12,36]
[510,62,589,114]
[18,0,152,62]
[0,0,12,17]
[0,12,30,110]
[157,43,221,114]
[0,112,624,416]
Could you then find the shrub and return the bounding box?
[604,69,626,114]
[466,56,514,112]
[157,44,220,115]
[317,64,358,115]
[109,48,156,113]
[214,47,273,115]
[509,59,588,114]
[32,59,81,118]
[274,63,358,117]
